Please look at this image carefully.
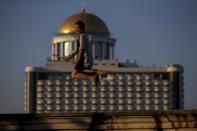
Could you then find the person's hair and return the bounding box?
[75,20,85,29]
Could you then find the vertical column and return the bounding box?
[102,43,106,59]
[54,43,57,61]
[108,44,111,59]
[92,42,95,59]
[24,70,37,113]
[51,44,54,61]
[180,73,184,109]
[169,72,173,109]
[170,72,181,109]
[24,72,29,113]
[110,44,113,59]
[51,44,55,61]
[112,45,115,59]
[55,43,59,61]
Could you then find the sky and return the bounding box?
[0,0,196,113]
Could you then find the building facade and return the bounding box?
[24,9,184,113]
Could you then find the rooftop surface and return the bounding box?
[0,110,196,130]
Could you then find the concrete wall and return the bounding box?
[0,110,196,131]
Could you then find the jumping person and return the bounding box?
[66,20,99,86]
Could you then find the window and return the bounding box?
[103,43,107,59]
[153,73,160,79]
[38,72,48,80]
[161,73,170,80]
[94,42,102,59]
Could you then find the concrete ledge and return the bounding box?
[0,110,196,130]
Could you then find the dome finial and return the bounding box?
[80,0,87,13]
[81,8,87,13]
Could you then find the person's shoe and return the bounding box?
[84,65,91,70]
[94,74,100,87]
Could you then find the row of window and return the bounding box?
[36,104,169,112]
[37,86,170,92]
[37,80,170,86]
[36,92,170,99]
[107,74,169,80]
[40,72,170,81]
[37,98,170,105]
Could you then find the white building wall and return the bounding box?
[25,70,179,113]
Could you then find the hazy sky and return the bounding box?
[0,0,196,113]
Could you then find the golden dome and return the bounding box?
[58,9,110,36]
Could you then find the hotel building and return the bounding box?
[24,9,184,113]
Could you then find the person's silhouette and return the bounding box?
[67,20,99,87]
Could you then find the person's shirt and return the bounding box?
[78,33,93,69]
